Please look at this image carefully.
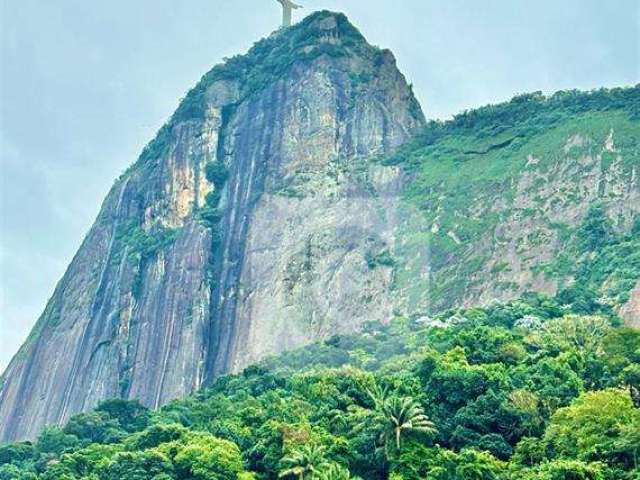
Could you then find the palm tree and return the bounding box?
[312,463,361,480]
[379,396,437,451]
[279,444,329,480]
[366,382,389,410]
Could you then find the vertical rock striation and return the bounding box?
[0,11,424,442]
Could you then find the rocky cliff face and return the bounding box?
[0,11,424,442]
[2,11,638,444]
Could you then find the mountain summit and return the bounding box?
[1,11,638,443]
[0,11,424,442]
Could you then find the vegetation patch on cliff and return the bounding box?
[113,222,180,299]
[537,205,640,307]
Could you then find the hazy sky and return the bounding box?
[1,0,638,373]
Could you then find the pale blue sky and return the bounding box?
[1,0,638,372]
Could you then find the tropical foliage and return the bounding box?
[1,290,639,480]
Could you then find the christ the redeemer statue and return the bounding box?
[276,0,302,28]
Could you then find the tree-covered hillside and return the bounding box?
[387,86,640,315]
[1,290,639,480]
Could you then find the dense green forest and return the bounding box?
[1,290,639,480]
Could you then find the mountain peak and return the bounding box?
[290,10,366,40]
[0,10,425,442]
[136,9,416,168]
[167,10,382,125]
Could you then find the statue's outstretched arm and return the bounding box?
[281,0,303,8]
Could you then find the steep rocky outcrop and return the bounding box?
[1,11,638,444]
[0,11,424,441]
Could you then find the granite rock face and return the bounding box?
[0,12,424,442]
[206,52,422,376]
